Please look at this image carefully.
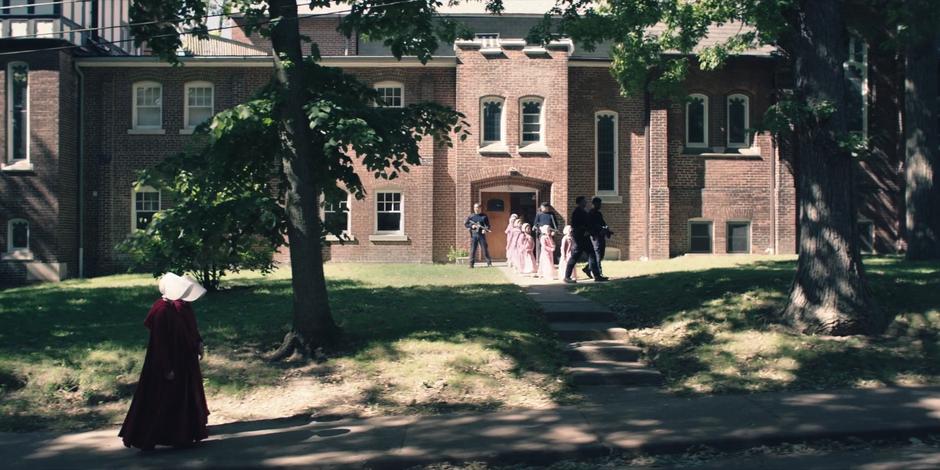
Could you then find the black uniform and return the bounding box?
[532,211,558,262]
[588,208,609,274]
[564,207,601,280]
[464,213,492,267]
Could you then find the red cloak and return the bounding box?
[119,298,209,450]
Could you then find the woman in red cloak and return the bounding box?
[120,273,209,450]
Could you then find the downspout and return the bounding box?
[643,83,652,260]
[74,61,85,278]
[771,136,778,254]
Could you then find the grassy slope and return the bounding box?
[0,265,566,432]
[576,256,940,394]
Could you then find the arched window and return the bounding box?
[595,111,618,195]
[726,94,750,148]
[184,81,214,129]
[520,96,544,145]
[6,218,29,253]
[686,93,708,148]
[481,96,504,145]
[132,81,163,130]
[6,62,29,164]
[374,80,404,108]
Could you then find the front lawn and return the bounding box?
[576,256,940,394]
[0,264,567,432]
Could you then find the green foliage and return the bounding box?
[447,246,469,263]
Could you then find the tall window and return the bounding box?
[689,220,713,253]
[520,97,543,144]
[133,187,161,230]
[374,81,403,108]
[133,81,163,130]
[7,62,28,163]
[726,221,751,253]
[6,219,29,253]
[376,191,403,234]
[726,94,750,148]
[185,81,214,129]
[324,192,351,236]
[481,97,504,145]
[686,94,708,148]
[595,111,618,194]
[845,35,868,137]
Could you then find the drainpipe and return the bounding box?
[643,83,652,260]
[771,136,778,255]
[73,60,85,278]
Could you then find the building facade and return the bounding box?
[0,2,903,283]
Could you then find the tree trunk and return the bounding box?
[267,0,341,359]
[904,34,940,260]
[781,0,885,335]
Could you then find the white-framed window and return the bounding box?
[184,81,214,129]
[689,219,713,253]
[520,96,544,144]
[686,94,708,148]
[374,80,404,108]
[726,220,751,254]
[6,218,29,254]
[845,35,868,138]
[132,81,163,130]
[858,219,875,254]
[324,192,351,236]
[375,191,403,234]
[726,94,750,148]
[6,62,29,164]
[595,110,618,195]
[481,96,504,145]
[132,186,161,231]
[475,33,500,48]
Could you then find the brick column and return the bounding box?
[648,106,670,259]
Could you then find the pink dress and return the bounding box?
[522,235,537,274]
[538,235,556,279]
[506,228,518,268]
[513,229,527,272]
[559,235,577,280]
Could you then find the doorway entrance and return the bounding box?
[479,189,538,260]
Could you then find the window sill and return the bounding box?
[595,194,623,204]
[2,250,34,261]
[369,234,409,242]
[518,143,549,155]
[178,128,196,135]
[478,143,510,156]
[1,161,34,172]
[325,234,356,242]
[127,128,166,135]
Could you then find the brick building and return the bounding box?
[0,1,904,283]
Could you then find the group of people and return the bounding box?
[465,196,612,283]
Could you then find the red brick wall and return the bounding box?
[232,16,355,56]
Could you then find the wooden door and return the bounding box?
[481,192,510,260]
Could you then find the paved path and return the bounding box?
[6,386,940,468]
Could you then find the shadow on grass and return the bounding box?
[575,256,940,395]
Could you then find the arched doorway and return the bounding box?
[472,177,552,260]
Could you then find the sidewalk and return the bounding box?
[5,386,940,469]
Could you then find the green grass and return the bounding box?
[576,255,940,394]
[0,265,567,432]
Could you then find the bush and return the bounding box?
[447,246,469,263]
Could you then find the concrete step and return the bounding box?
[550,323,628,342]
[565,361,664,386]
[566,342,643,362]
[543,309,617,323]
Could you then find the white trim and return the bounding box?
[131,81,163,131]
[77,56,459,68]
[6,61,29,165]
[374,80,404,108]
[184,80,214,130]
[686,94,708,148]
[726,94,750,148]
[688,219,713,254]
[519,96,545,147]
[480,96,506,146]
[725,220,752,254]
[374,190,404,236]
[594,110,619,196]
[131,186,162,232]
[5,218,29,254]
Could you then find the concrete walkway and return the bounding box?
[6,386,940,468]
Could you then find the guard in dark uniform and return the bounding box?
[564,196,607,283]
[583,197,612,278]
[533,202,558,263]
[465,203,492,268]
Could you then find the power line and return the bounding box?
[0,0,89,13]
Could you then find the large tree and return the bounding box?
[535,0,884,334]
[129,0,491,357]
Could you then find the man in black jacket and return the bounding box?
[583,197,611,278]
[464,203,492,268]
[564,196,607,283]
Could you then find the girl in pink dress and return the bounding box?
[537,224,557,280]
[521,223,537,274]
[505,214,519,268]
[559,225,577,280]
[513,220,526,273]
